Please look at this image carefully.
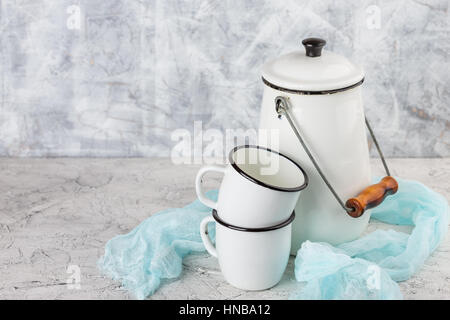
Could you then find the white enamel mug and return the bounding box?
[200,209,294,290]
[195,145,307,228]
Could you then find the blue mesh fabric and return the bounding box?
[292,178,449,299]
[98,190,218,300]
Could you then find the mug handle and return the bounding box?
[195,165,226,209]
[200,215,217,258]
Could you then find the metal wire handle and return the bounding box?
[275,96,391,214]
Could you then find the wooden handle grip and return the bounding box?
[345,176,398,218]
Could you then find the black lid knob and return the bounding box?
[302,38,326,57]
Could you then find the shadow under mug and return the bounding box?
[195,145,308,228]
[200,209,295,291]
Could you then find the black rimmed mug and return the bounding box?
[200,209,294,290]
[195,145,308,228]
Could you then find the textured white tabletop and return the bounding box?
[0,158,449,300]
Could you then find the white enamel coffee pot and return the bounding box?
[258,38,398,253]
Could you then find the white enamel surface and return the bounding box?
[217,168,299,227]
[262,50,364,91]
[200,217,291,291]
[195,146,305,228]
[259,85,371,253]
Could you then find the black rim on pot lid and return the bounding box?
[262,77,365,95]
[212,209,295,232]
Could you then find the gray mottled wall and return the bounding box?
[0,0,448,157]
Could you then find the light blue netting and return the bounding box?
[292,178,449,299]
[98,190,218,300]
[98,178,448,300]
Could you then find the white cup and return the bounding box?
[200,209,294,290]
[195,145,307,228]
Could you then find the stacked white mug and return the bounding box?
[196,145,308,290]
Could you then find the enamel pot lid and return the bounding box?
[262,38,365,94]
